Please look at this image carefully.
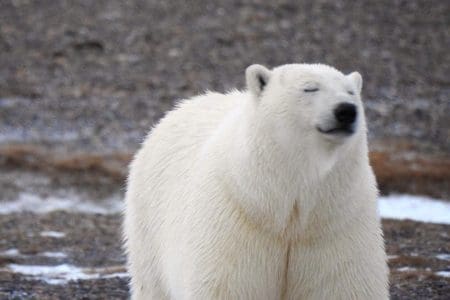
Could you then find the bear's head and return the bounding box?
[246,63,365,153]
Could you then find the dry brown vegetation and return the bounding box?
[371,151,450,199]
[2,143,449,199]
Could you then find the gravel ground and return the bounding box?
[0,0,449,299]
[0,210,449,299]
[0,0,448,154]
[0,165,448,299]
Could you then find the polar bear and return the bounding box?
[123,63,389,300]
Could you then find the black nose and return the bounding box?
[334,103,357,125]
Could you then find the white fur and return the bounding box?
[123,64,389,299]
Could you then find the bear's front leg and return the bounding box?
[284,226,388,300]
[167,199,287,300]
[185,231,285,299]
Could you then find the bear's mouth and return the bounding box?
[316,125,355,135]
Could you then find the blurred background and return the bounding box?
[0,0,448,299]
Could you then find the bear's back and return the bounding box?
[126,91,241,216]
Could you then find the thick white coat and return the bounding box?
[124,64,389,299]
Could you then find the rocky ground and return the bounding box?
[1,212,449,299]
[0,0,449,299]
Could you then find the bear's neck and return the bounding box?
[219,104,369,236]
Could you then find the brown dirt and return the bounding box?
[2,142,449,199]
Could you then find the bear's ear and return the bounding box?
[246,64,271,97]
[348,72,363,94]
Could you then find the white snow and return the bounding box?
[7,264,95,284]
[0,129,27,142]
[101,272,129,279]
[379,194,450,225]
[436,254,450,261]
[40,231,66,238]
[41,252,67,258]
[0,248,67,259]
[6,264,129,285]
[397,267,416,272]
[0,192,123,215]
[436,271,450,278]
[0,249,20,256]
[1,192,448,225]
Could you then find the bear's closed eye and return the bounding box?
[304,88,319,93]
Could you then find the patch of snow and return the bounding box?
[397,267,416,272]
[436,271,450,278]
[79,270,129,282]
[379,194,450,225]
[436,254,450,261]
[102,272,129,279]
[40,231,66,238]
[1,192,448,225]
[7,264,95,284]
[0,128,28,143]
[0,98,21,108]
[387,255,398,260]
[6,264,129,285]
[41,252,67,258]
[0,249,20,256]
[0,192,123,215]
[0,248,67,259]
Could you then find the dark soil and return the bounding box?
[0,211,449,299]
[0,0,448,154]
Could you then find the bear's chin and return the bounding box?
[316,123,355,134]
[315,125,356,144]
[317,127,354,135]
